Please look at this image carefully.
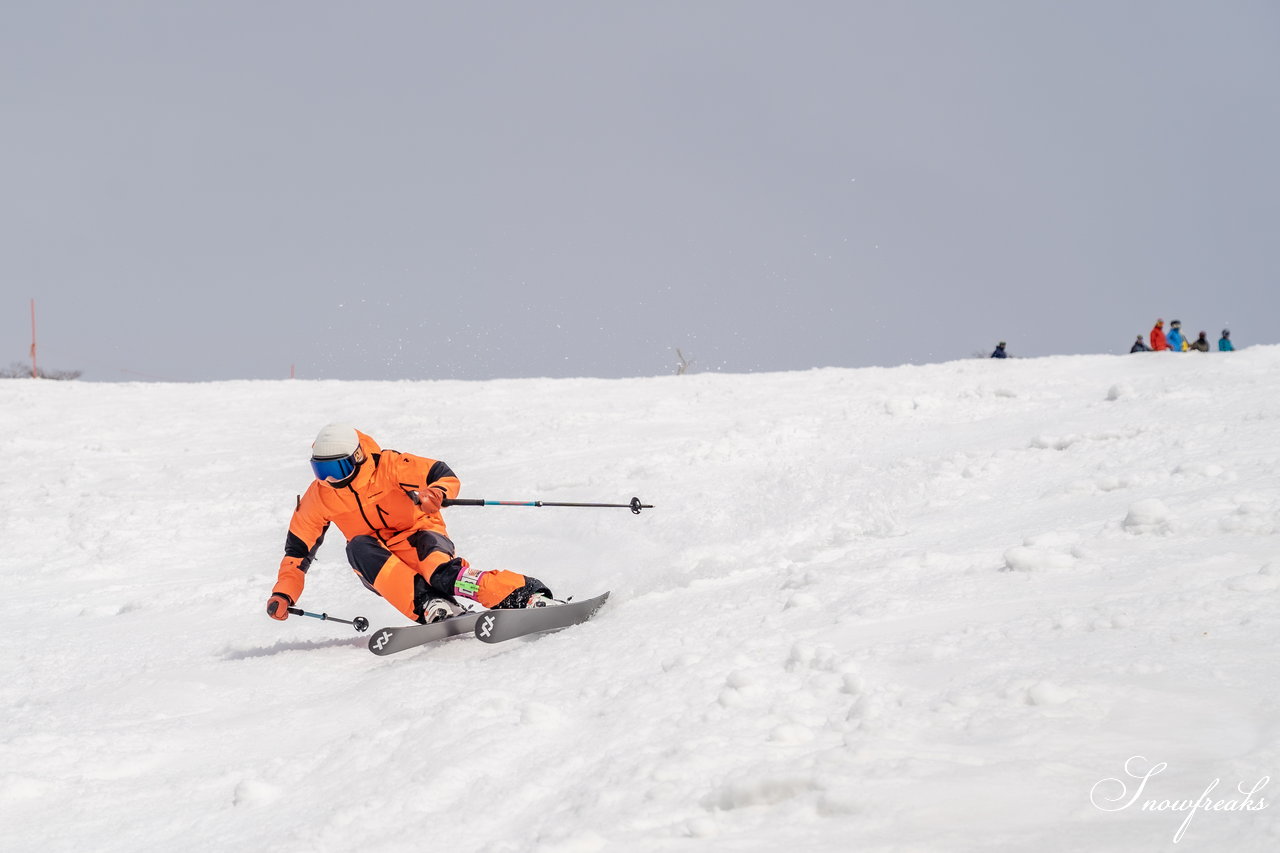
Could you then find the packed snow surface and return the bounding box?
[3,350,1279,852]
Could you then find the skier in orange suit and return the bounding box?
[267,423,558,625]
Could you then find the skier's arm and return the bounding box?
[423,458,461,501]
[269,487,331,614]
[400,454,460,513]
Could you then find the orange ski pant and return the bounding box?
[345,532,530,622]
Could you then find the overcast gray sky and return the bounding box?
[4,1,1278,381]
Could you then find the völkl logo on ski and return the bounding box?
[473,592,610,644]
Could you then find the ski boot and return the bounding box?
[422,598,456,623]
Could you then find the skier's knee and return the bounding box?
[346,535,391,585]
[409,530,455,561]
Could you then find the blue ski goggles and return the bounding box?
[311,450,360,483]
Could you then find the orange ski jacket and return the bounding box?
[273,429,461,604]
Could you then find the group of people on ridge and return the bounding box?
[1133,320,1234,353]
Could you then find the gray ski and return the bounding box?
[474,592,610,643]
[367,611,481,656]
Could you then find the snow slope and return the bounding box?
[2,349,1278,852]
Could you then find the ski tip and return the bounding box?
[367,626,398,655]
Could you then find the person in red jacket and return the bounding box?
[267,423,558,625]
[1150,319,1169,352]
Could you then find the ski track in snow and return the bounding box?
[2,350,1279,852]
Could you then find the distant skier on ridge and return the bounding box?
[1150,319,1169,351]
[266,423,561,626]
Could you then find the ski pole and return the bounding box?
[287,607,370,633]
[439,495,653,514]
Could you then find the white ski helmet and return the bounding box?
[310,423,364,485]
[312,423,359,458]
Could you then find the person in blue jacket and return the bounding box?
[1219,329,1235,351]
[1166,320,1188,352]
[991,341,1008,358]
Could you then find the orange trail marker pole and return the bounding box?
[30,299,38,378]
